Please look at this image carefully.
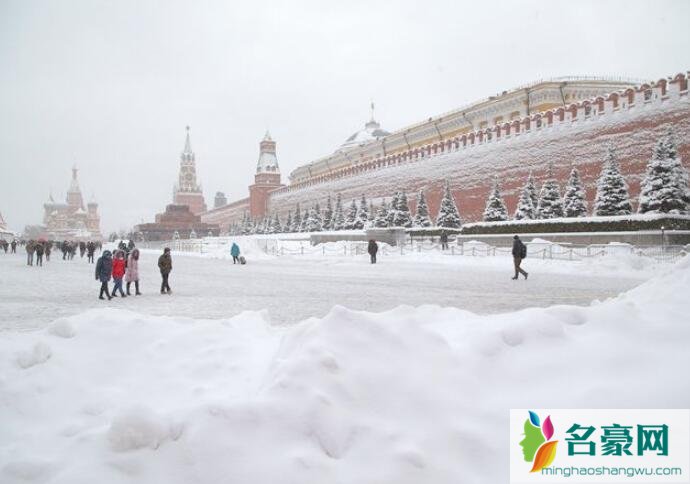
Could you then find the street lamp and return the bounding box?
[661,225,665,251]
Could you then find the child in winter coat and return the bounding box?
[111,250,127,297]
[95,250,113,300]
[126,248,141,295]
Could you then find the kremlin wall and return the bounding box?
[201,72,689,231]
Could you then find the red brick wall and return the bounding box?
[268,96,690,223]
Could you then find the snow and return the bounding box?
[265,94,690,224]
[0,253,688,483]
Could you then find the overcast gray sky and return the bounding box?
[1,0,688,233]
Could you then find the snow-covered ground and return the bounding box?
[0,245,655,331]
[0,248,688,483]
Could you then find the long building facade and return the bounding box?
[202,72,690,230]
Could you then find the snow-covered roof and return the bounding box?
[341,118,390,148]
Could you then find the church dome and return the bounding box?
[341,104,390,148]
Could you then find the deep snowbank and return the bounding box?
[1,259,689,483]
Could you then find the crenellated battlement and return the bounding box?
[277,72,688,195]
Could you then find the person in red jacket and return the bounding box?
[111,250,127,298]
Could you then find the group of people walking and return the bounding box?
[5,239,103,266]
[94,243,173,300]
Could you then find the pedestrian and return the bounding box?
[95,250,113,300]
[45,242,52,261]
[511,235,529,280]
[158,247,172,295]
[1,240,7,253]
[79,241,86,258]
[26,240,35,266]
[440,230,449,250]
[111,250,127,297]
[126,248,142,296]
[11,239,17,253]
[35,242,44,266]
[367,239,379,264]
[86,241,96,263]
[230,242,240,264]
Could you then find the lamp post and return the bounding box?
[660,225,665,252]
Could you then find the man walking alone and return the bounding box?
[511,235,528,280]
[158,247,172,295]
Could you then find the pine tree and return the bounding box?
[483,178,508,222]
[536,164,564,219]
[304,207,322,232]
[332,193,345,230]
[242,213,253,235]
[514,177,536,220]
[387,192,399,226]
[373,199,390,227]
[412,190,433,227]
[436,182,462,228]
[525,171,538,210]
[292,204,302,232]
[638,130,690,214]
[593,146,632,216]
[285,211,293,233]
[269,213,282,234]
[392,191,412,227]
[353,194,369,229]
[344,198,358,229]
[322,195,333,231]
[563,167,588,217]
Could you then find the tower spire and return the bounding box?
[184,125,192,153]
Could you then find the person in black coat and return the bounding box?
[95,250,113,300]
[440,230,449,250]
[511,235,528,280]
[367,239,379,264]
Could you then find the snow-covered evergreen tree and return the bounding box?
[483,178,508,222]
[304,207,322,232]
[514,178,536,220]
[638,130,690,214]
[353,194,369,229]
[285,211,293,233]
[536,164,564,219]
[387,192,399,226]
[412,190,432,227]
[392,191,412,227]
[373,199,389,228]
[332,193,345,230]
[525,171,538,210]
[344,198,358,229]
[322,195,333,231]
[436,182,462,228]
[241,213,254,235]
[291,204,302,232]
[593,146,632,216]
[269,213,282,234]
[563,167,588,217]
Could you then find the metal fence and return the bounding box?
[147,237,689,263]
